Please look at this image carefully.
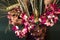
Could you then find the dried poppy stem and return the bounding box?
[19,0,30,17]
[30,0,34,12]
[6,3,20,11]
[17,0,23,12]
[40,0,43,15]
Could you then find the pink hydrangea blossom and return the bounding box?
[12,26,19,31]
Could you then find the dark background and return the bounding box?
[0,0,60,40]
